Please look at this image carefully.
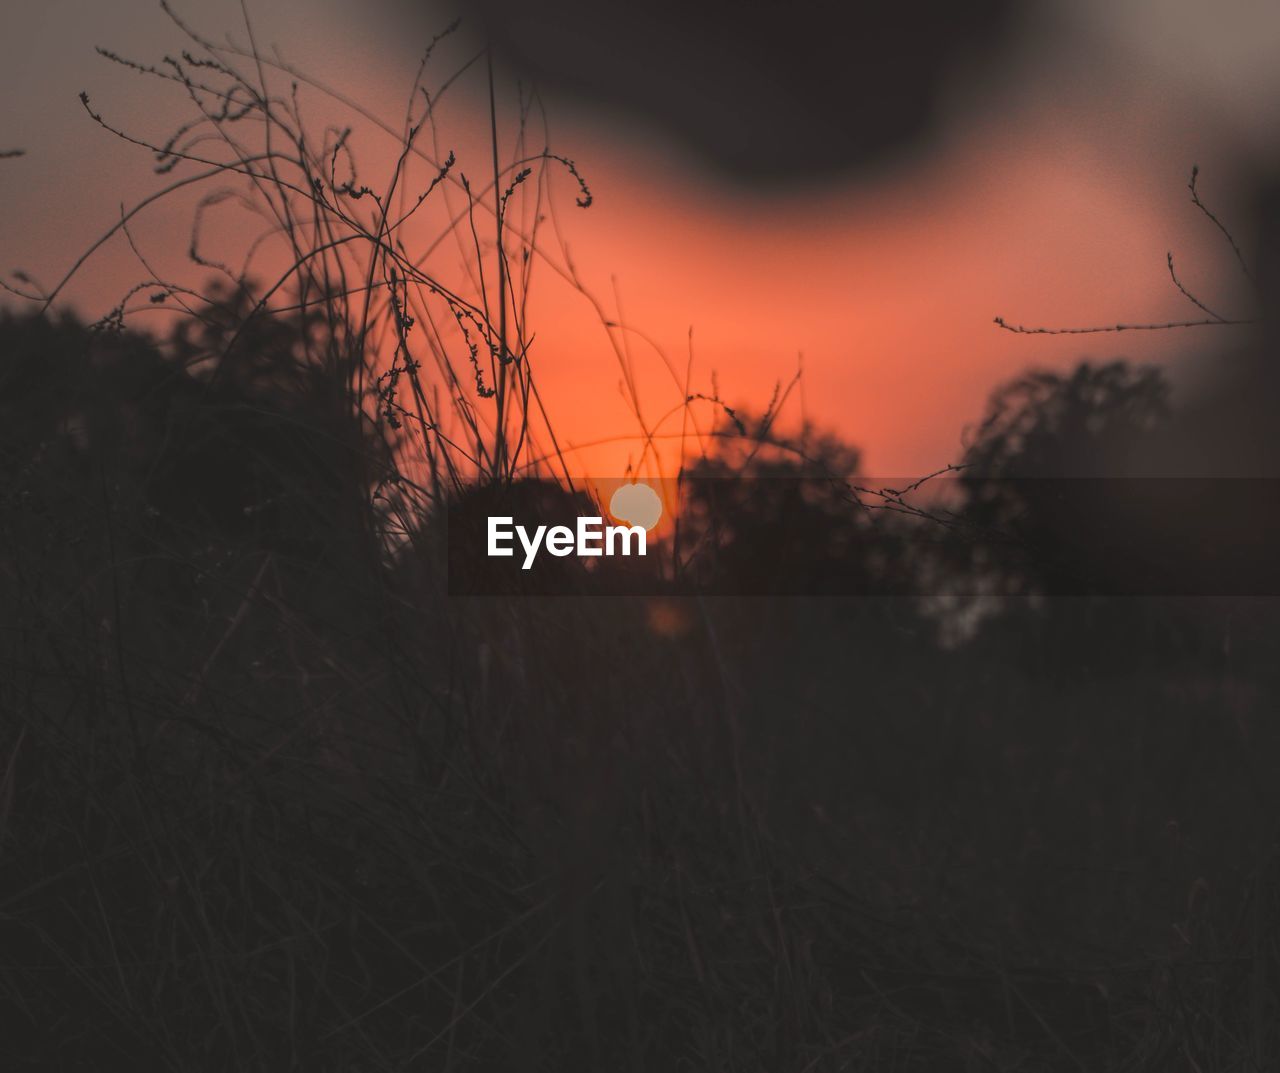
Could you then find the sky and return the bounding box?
[2,0,1278,478]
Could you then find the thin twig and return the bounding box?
[994,315,1251,335]
[1189,164,1254,284]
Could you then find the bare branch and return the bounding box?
[1166,251,1229,322]
[1189,164,1254,283]
[993,315,1252,335]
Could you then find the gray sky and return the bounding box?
[4,0,1279,304]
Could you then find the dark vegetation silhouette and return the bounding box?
[4,10,1280,1072]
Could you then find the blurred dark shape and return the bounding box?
[8,300,1280,1068]
[0,289,393,660]
[957,362,1170,609]
[954,360,1279,674]
[963,361,1171,482]
[1251,175,1280,317]
[1154,174,1280,476]
[424,0,1025,181]
[677,414,899,593]
[957,360,1170,604]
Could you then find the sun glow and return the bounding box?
[607,481,664,531]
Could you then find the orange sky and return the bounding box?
[422,78,1253,481]
[514,131,1242,478]
[0,0,1267,482]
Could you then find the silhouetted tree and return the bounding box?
[958,361,1170,594]
[678,414,899,594]
[0,291,399,711]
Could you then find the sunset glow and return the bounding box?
[0,0,1256,487]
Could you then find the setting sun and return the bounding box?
[607,481,664,530]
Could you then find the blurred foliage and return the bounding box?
[3,307,1280,1071]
